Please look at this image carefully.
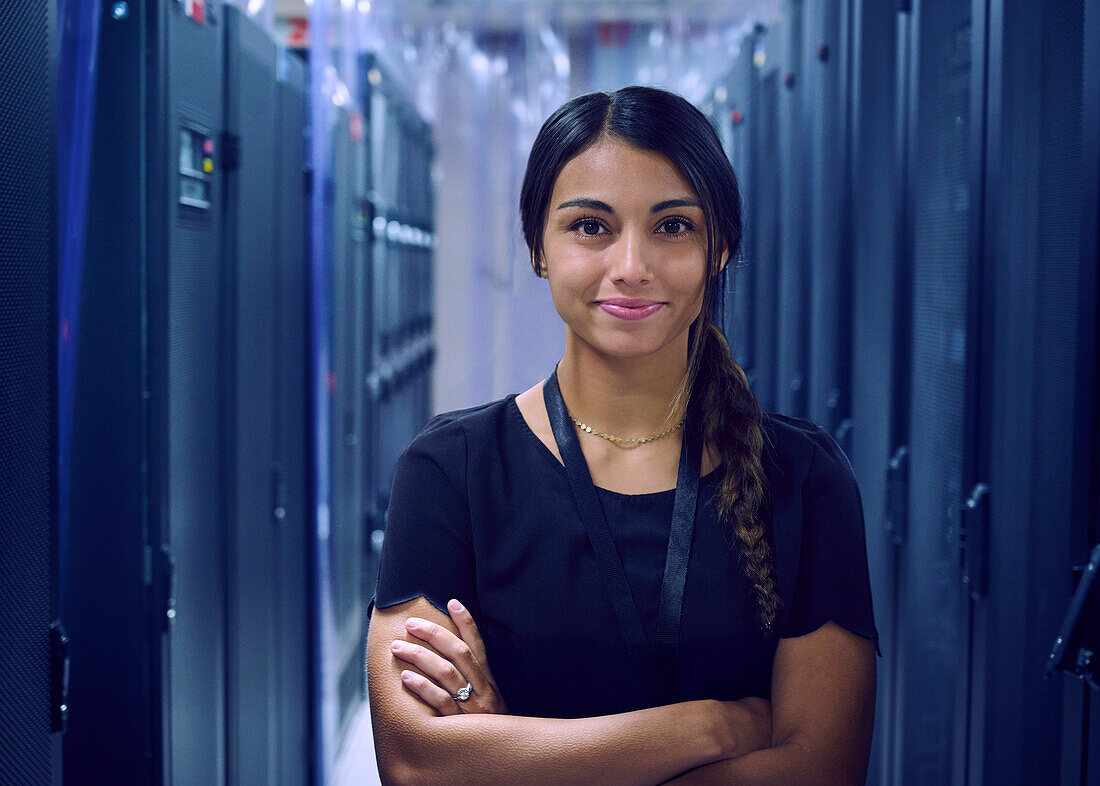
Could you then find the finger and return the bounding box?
[405,617,481,687]
[398,670,460,716]
[389,640,469,697]
[446,599,491,666]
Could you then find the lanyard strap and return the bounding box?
[543,368,702,706]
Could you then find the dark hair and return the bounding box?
[519,85,780,632]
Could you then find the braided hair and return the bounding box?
[519,86,781,632]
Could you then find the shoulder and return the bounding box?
[760,412,856,491]
[402,396,514,464]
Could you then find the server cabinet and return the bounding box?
[747,29,782,415]
[272,47,313,786]
[220,8,311,784]
[68,0,226,779]
[847,0,903,783]
[775,0,811,418]
[976,1,1094,783]
[362,54,436,606]
[0,0,57,782]
[73,2,313,782]
[325,99,370,742]
[803,0,852,443]
[160,1,228,782]
[722,28,760,384]
[894,0,985,780]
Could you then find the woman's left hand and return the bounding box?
[389,598,509,716]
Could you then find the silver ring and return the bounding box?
[450,681,473,702]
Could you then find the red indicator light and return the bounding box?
[326,371,337,393]
[203,138,214,154]
[730,110,744,124]
[350,112,363,142]
[185,0,205,24]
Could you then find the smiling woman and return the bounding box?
[365,85,879,785]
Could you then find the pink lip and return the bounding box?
[596,298,665,321]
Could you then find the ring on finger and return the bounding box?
[450,681,474,702]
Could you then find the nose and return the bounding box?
[607,227,652,287]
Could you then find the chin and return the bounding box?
[583,333,675,361]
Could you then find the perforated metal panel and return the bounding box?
[0,0,55,781]
[900,0,972,779]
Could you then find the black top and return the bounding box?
[369,394,881,719]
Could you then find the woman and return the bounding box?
[365,85,880,784]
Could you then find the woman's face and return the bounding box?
[541,137,714,362]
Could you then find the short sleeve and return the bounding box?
[367,418,477,621]
[782,426,882,657]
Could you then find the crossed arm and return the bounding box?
[365,596,876,785]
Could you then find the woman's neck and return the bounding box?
[555,330,689,439]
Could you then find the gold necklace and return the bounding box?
[568,411,685,446]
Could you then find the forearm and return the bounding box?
[380,699,725,786]
[658,740,863,785]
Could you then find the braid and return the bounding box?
[689,323,781,633]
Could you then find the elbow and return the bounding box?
[770,736,865,785]
[377,759,418,786]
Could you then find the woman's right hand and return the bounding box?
[710,697,773,759]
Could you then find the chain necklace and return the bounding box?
[568,411,685,447]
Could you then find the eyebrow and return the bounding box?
[555,197,702,214]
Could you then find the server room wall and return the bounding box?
[711,0,1100,783]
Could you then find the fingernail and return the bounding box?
[448,599,464,614]
[406,618,421,629]
[389,641,403,651]
[401,671,413,682]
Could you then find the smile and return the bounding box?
[596,298,665,321]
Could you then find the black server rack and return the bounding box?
[326,97,370,741]
[722,27,760,385]
[846,1,903,783]
[70,2,313,782]
[0,0,58,782]
[803,0,852,444]
[271,45,312,786]
[775,0,811,418]
[747,27,782,415]
[709,0,1100,782]
[973,1,1095,782]
[895,0,981,779]
[220,7,311,783]
[361,54,436,626]
[68,0,227,779]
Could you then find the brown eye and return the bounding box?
[658,217,695,236]
[570,218,607,237]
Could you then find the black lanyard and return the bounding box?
[543,367,702,706]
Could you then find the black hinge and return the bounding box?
[961,482,991,599]
[885,445,909,545]
[220,132,241,172]
[160,545,176,632]
[303,165,314,195]
[49,620,70,733]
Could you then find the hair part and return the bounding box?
[520,86,781,632]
